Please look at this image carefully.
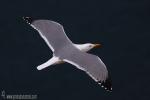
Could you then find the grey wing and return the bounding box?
[63,49,108,82]
[30,20,72,52]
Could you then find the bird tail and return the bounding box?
[37,56,60,70]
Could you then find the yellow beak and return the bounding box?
[94,44,101,48]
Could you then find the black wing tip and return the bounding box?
[22,16,34,24]
[98,77,112,92]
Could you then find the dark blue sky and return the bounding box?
[0,0,150,100]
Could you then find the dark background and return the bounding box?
[0,0,150,100]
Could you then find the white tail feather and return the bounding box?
[37,56,60,70]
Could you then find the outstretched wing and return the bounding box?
[63,49,112,91]
[24,17,72,52]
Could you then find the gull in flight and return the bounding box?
[23,17,112,92]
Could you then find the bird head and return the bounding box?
[86,43,101,49]
[78,43,101,52]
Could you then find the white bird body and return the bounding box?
[37,43,95,70]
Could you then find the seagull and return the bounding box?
[23,17,112,92]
